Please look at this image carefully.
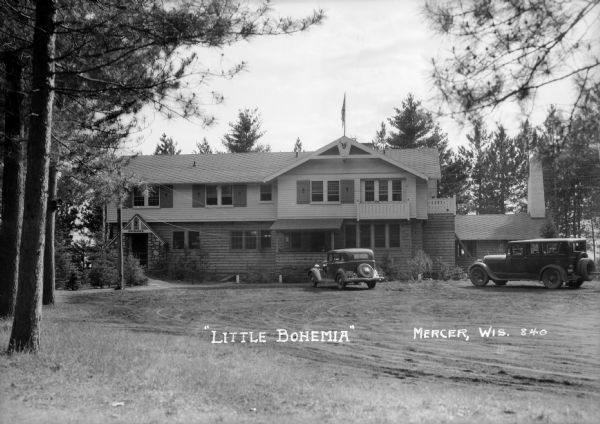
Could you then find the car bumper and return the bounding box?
[345,277,385,284]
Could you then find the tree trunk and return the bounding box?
[0,52,25,318]
[43,163,57,305]
[116,199,124,290]
[8,0,57,353]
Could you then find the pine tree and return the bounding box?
[154,134,181,155]
[293,137,303,153]
[194,138,213,154]
[222,108,270,153]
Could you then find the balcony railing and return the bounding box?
[356,201,410,221]
[428,196,456,215]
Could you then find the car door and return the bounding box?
[526,242,544,277]
[506,243,528,278]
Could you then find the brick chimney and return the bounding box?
[527,153,546,218]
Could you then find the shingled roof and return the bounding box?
[455,214,548,241]
[122,144,442,184]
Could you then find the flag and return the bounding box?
[341,93,346,133]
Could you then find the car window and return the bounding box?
[544,242,567,255]
[572,241,586,252]
[352,253,371,260]
[510,244,525,256]
[530,242,541,255]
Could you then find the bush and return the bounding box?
[433,258,465,281]
[378,253,404,281]
[124,255,148,286]
[407,250,433,280]
[88,250,119,288]
[168,250,209,283]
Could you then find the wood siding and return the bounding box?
[107,183,277,223]
[423,213,456,267]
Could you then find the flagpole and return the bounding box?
[341,93,346,136]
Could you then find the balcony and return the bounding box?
[428,196,456,215]
[356,201,410,221]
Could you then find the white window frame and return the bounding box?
[206,184,234,207]
[259,184,273,202]
[132,185,160,208]
[362,179,403,202]
[310,180,341,204]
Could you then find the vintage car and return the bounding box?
[308,248,385,289]
[468,238,596,289]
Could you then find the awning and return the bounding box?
[270,218,343,231]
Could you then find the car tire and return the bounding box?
[493,280,508,286]
[310,274,318,288]
[576,258,595,281]
[336,274,345,290]
[366,282,376,289]
[542,268,563,289]
[469,267,489,287]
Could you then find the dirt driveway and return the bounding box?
[65,278,600,399]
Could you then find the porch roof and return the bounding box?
[270,218,343,231]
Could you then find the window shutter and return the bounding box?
[123,191,133,208]
[233,184,247,207]
[160,185,173,208]
[341,179,354,203]
[297,180,310,204]
[192,184,205,207]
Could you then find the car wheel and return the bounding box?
[366,282,376,289]
[542,268,563,289]
[336,274,345,290]
[576,258,595,281]
[493,280,507,286]
[310,274,318,288]
[567,279,584,288]
[469,267,489,287]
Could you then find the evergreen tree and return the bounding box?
[154,134,181,155]
[222,108,270,153]
[293,137,303,153]
[194,138,213,154]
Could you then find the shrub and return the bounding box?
[124,255,148,286]
[378,253,404,281]
[168,250,209,282]
[88,249,119,288]
[407,250,433,280]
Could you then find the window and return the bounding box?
[374,224,386,248]
[260,184,272,202]
[364,180,375,202]
[133,187,145,207]
[530,242,541,255]
[327,181,340,202]
[309,232,327,252]
[147,186,159,206]
[345,225,356,248]
[133,185,160,207]
[231,231,243,249]
[206,185,218,206]
[221,185,232,205]
[510,244,525,256]
[290,232,302,249]
[311,181,324,202]
[244,230,257,249]
[389,224,400,248]
[392,180,402,201]
[378,180,388,201]
[360,224,371,248]
[260,230,271,249]
[173,232,185,250]
[189,231,200,249]
[545,242,567,255]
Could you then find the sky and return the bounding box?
[127,0,575,155]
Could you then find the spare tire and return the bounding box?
[577,258,596,281]
[357,263,374,278]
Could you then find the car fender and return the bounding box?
[336,268,348,282]
[308,268,322,282]
[538,265,567,282]
[468,262,501,281]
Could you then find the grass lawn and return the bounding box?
[1,279,599,423]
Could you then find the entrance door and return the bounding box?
[130,233,149,266]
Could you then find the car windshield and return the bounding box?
[572,241,586,252]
